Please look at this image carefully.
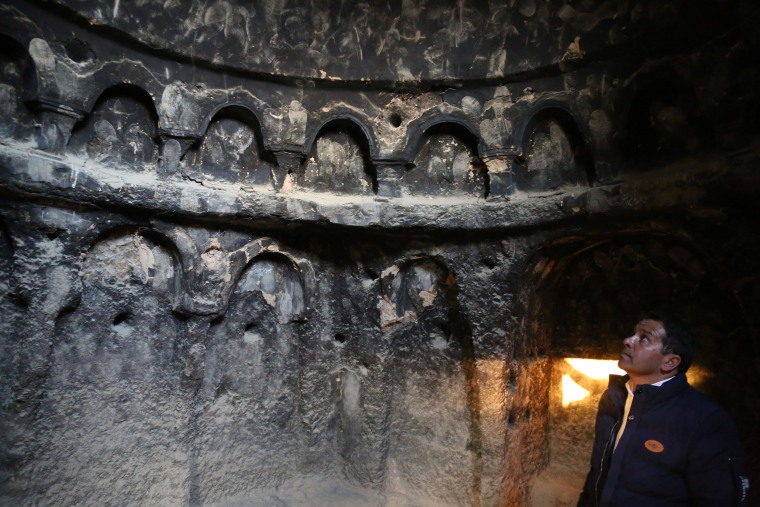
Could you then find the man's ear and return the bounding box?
[661,354,681,374]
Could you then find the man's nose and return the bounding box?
[623,334,636,347]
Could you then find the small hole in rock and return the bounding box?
[389,112,402,128]
[64,39,95,63]
[113,312,130,326]
[9,293,29,310]
[56,305,77,324]
[335,333,347,343]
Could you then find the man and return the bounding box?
[578,311,750,506]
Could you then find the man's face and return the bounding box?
[618,319,675,381]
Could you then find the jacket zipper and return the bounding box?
[594,418,620,507]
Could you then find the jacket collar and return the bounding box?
[608,372,689,400]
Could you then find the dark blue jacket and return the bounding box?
[578,373,749,507]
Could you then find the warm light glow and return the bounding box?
[561,374,590,407]
[565,358,625,379]
[560,358,625,407]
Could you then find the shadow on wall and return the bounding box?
[517,233,760,506]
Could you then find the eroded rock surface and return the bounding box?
[1,1,759,506]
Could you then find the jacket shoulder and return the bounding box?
[677,384,733,421]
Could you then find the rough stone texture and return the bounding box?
[1,1,759,506]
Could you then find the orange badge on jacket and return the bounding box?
[644,439,665,453]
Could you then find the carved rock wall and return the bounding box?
[1,1,759,506]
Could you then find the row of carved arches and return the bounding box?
[3,16,755,198]
[4,79,596,199]
[65,84,496,195]
[0,216,538,504]
[1,222,493,334]
[0,31,622,197]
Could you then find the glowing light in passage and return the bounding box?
[565,358,625,379]
[561,358,625,407]
[562,374,590,407]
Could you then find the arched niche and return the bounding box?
[68,84,159,170]
[29,227,188,506]
[379,256,479,506]
[235,251,306,324]
[405,121,488,198]
[380,256,455,331]
[299,118,377,195]
[75,227,181,307]
[195,250,306,503]
[518,232,757,505]
[619,71,700,169]
[0,34,36,140]
[184,104,272,186]
[514,107,593,192]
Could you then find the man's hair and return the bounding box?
[641,311,695,373]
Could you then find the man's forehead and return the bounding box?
[635,319,666,337]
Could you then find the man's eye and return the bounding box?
[641,336,649,342]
